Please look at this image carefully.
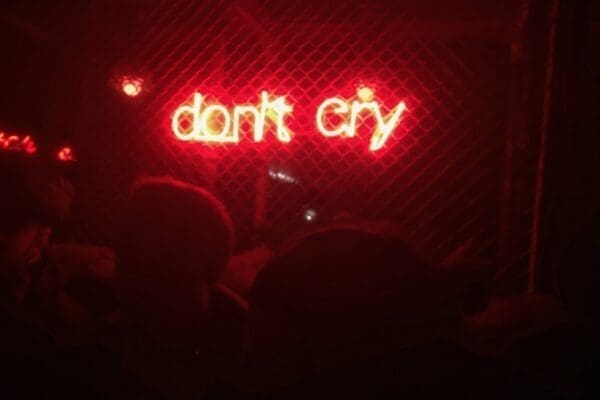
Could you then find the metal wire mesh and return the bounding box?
[71,0,528,264]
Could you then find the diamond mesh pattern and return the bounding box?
[73,0,521,263]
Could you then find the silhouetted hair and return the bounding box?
[248,227,474,377]
[245,223,495,388]
[118,176,234,287]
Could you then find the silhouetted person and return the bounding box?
[0,155,68,302]
[218,225,505,398]
[0,153,115,340]
[0,153,140,397]
[0,154,61,396]
[116,177,246,398]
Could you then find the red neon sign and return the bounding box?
[0,132,37,154]
[172,88,406,151]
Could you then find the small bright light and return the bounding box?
[357,86,374,102]
[304,209,317,222]
[121,77,143,97]
[57,146,75,162]
[268,167,297,184]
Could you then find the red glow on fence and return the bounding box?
[121,77,143,97]
[57,146,75,162]
[0,132,37,154]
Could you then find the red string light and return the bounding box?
[0,132,37,154]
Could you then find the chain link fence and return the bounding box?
[68,0,541,280]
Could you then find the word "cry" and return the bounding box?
[316,96,406,151]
